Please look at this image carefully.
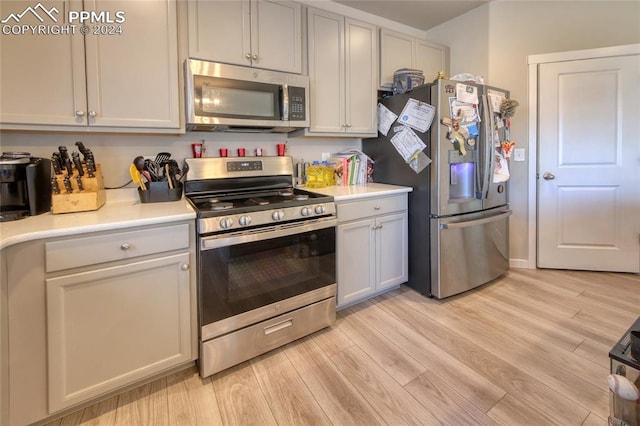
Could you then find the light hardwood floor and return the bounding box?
[46,268,640,425]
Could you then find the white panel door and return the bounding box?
[538,54,640,272]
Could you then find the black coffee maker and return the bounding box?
[0,152,52,222]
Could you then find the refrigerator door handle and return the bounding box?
[480,95,494,200]
[440,210,512,229]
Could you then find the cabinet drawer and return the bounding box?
[46,224,190,272]
[337,195,407,222]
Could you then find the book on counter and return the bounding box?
[328,149,374,186]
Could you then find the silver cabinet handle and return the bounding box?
[374,206,381,210]
[75,110,85,117]
[120,243,130,250]
[88,111,96,117]
[245,53,252,59]
[181,264,190,271]
[252,54,258,60]
[543,172,556,180]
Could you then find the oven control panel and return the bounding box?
[226,161,263,172]
[198,202,336,234]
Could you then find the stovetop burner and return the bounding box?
[184,157,336,234]
[189,188,329,216]
[210,202,234,211]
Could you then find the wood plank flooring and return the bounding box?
[46,269,640,425]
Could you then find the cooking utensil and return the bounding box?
[130,163,146,190]
[51,177,60,194]
[133,156,152,182]
[165,164,174,189]
[76,175,84,191]
[177,160,189,183]
[63,175,73,193]
[154,152,171,165]
[144,158,163,181]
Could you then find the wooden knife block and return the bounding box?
[51,164,106,214]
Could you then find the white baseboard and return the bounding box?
[509,259,532,269]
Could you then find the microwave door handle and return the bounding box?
[282,84,289,120]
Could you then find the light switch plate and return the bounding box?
[513,148,525,162]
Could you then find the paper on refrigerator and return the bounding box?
[396,99,435,133]
[377,103,397,136]
[389,126,432,174]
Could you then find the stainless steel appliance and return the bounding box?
[184,156,336,378]
[609,317,640,425]
[185,59,309,133]
[0,152,52,222]
[364,80,511,299]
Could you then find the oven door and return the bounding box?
[198,218,337,341]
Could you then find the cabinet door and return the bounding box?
[416,40,449,83]
[84,0,179,128]
[307,8,345,133]
[345,18,377,135]
[379,28,414,90]
[46,252,192,412]
[337,219,375,307]
[188,0,251,66]
[0,0,87,127]
[376,213,408,291]
[252,0,302,73]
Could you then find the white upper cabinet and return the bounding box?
[307,8,377,137]
[188,0,302,74]
[379,28,449,90]
[0,0,180,131]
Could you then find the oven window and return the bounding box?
[199,227,336,326]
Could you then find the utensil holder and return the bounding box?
[138,181,183,203]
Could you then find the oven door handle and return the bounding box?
[200,217,338,250]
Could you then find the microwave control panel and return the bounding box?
[288,86,306,121]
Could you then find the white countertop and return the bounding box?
[0,188,196,250]
[308,183,412,201]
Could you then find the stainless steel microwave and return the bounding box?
[185,59,309,133]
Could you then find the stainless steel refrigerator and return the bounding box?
[363,79,511,299]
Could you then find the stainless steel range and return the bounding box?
[184,156,337,378]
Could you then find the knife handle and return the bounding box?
[63,176,73,193]
[76,175,84,191]
[72,151,84,176]
[75,141,88,155]
[51,157,62,174]
[86,159,96,178]
[51,177,60,194]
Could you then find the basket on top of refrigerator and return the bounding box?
[392,68,425,94]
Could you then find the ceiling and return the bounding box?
[332,0,489,31]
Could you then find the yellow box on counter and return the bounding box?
[51,164,106,214]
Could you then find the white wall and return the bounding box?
[426,0,640,266]
[0,132,360,189]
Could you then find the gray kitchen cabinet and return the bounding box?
[379,28,449,90]
[0,0,180,131]
[336,194,408,308]
[3,221,196,425]
[306,7,378,137]
[187,0,302,74]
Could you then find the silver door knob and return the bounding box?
[181,264,190,271]
[246,53,252,59]
[75,110,85,117]
[543,172,556,180]
[88,111,96,117]
[252,54,258,60]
